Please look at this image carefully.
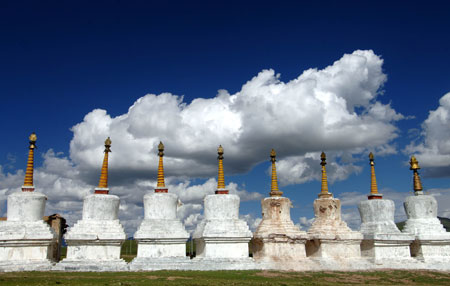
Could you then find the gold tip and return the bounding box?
[270,149,276,163]
[217,145,225,189]
[269,149,282,197]
[158,141,164,157]
[410,156,423,193]
[320,151,326,166]
[29,132,37,149]
[97,138,111,189]
[410,156,420,170]
[369,152,378,195]
[319,152,330,197]
[156,141,166,188]
[104,137,112,152]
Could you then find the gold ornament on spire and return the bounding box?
[95,137,111,194]
[216,145,228,194]
[368,152,382,199]
[410,156,423,195]
[22,132,37,191]
[269,149,283,197]
[318,152,332,198]
[155,141,168,193]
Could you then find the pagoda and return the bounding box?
[130,141,189,270]
[358,153,414,262]
[59,137,127,271]
[193,145,253,263]
[402,156,450,261]
[306,152,363,259]
[251,149,308,262]
[0,133,56,271]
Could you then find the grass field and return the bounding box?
[0,270,449,286]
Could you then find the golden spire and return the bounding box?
[95,137,111,194]
[155,141,168,193]
[216,145,228,194]
[368,152,382,199]
[318,152,332,198]
[269,149,283,197]
[22,132,37,191]
[410,156,423,195]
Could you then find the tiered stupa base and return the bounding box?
[0,191,56,271]
[193,194,252,260]
[359,199,414,262]
[306,197,363,259]
[403,195,450,262]
[57,194,127,271]
[252,197,308,261]
[129,193,190,271]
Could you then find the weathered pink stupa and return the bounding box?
[306,152,363,260]
[251,149,308,262]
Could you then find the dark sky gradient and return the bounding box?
[1,0,449,170]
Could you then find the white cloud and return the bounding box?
[406,92,450,177]
[69,50,401,187]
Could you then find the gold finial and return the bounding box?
[368,152,382,199]
[318,152,332,198]
[216,145,228,194]
[158,141,164,157]
[96,137,111,193]
[410,156,423,195]
[269,149,282,197]
[23,132,37,190]
[156,141,167,191]
[29,132,37,149]
[410,156,420,171]
[104,137,112,153]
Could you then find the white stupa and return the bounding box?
[192,145,253,269]
[358,153,414,262]
[130,142,190,270]
[57,137,127,271]
[402,156,450,262]
[0,133,56,271]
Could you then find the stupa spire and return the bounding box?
[368,152,382,199]
[216,145,228,194]
[95,137,111,194]
[269,149,283,197]
[22,132,37,192]
[318,152,332,198]
[410,156,423,195]
[155,141,168,193]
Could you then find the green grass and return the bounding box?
[0,270,449,286]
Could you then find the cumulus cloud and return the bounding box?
[69,50,401,187]
[406,92,450,177]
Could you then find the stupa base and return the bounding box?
[361,233,414,262]
[306,237,362,259]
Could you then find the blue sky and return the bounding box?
[1,1,450,234]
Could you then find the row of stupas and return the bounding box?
[0,133,449,271]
